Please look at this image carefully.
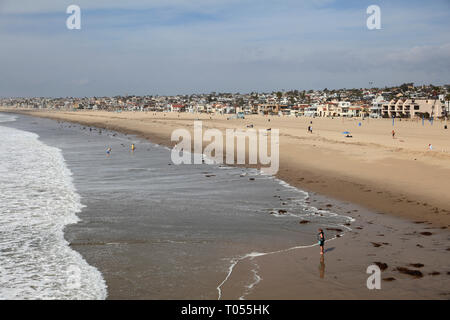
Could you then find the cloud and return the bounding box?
[0,0,449,96]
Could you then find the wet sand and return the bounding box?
[221,194,450,299]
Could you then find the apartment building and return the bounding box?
[380,99,446,118]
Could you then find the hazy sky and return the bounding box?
[0,0,449,97]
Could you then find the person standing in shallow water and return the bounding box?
[317,229,325,255]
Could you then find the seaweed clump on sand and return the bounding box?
[374,262,388,271]
[409,263,424,268]
[383,277,396,282]
[371,242,382,248]
[396,267,423,278]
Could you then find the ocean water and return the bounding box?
[0,114,106,299]
[0,113,353,299]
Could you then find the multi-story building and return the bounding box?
[381,99,446,118]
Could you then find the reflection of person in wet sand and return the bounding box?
[319,255,325,279]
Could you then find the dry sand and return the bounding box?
[1,108,449,299]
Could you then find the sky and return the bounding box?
[0,0,449,97]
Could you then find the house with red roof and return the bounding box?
[170,104,186,112]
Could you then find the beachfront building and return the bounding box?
[412,99,447,118]
[170,104,186,112]
[278,105,291,116]
[287,104,307,116]
[337,101,351,116]
[370,96,387,118]
[243,104,256,114]
[186,104,197,113]
[394,99,406,118]
[257,104,279,115]
[347,106,363,117]
[382,99,397,118]
[382,99,447,118]
[296,104,308,116]
[225,105,236,114]
[304,104,318,117]
[317,102,339,117]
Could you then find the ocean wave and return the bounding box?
[0,123,107,300]
[0,114,17,123]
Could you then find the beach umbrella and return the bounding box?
[342,131,351,134]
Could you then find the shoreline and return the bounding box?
[1,110,448,299]
[3,108,449,228]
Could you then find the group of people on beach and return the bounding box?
[106,143,136,155]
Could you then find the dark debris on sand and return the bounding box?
[396,267,423,278]
[383,277,396,282]
[409,263,424,268]
[371,242,382,247]
[374,262,388,271]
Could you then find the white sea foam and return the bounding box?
[0,114,17,123]
[0,120,107,300]
[217,242,319,300]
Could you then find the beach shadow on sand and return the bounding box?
[324,247,336,253]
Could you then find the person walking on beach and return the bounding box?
[317,228,325,255]
[392,130,395,139]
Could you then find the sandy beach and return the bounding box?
[3,109,449,227]
[1,108,449,299]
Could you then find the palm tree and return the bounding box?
[276,91,283,101]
